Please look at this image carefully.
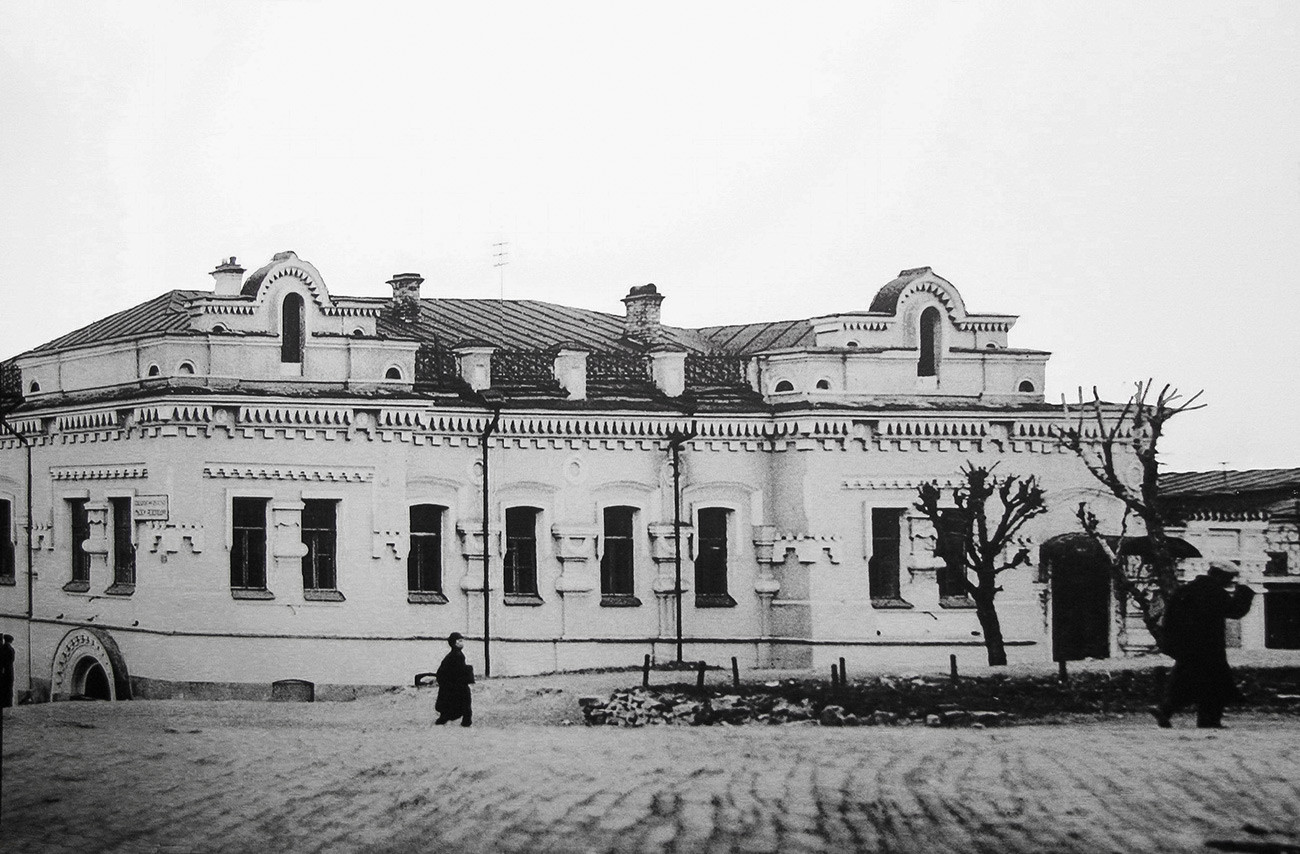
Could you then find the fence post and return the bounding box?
[831,663,840,689]
[950,654,959,683]
[642,654,651,688]
[696,660,706,693]
[839,657,847,686]
[731,656,740,689]
[1058,659,1069,684]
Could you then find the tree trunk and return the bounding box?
[974,590,1008,666]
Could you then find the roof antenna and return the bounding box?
[492,240,509,344]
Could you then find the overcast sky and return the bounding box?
[1,1,1296,472]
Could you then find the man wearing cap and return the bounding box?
[1152,561,1255,729]
[434,632,474,727]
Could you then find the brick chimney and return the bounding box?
[622,283,664,344]
[387,273,424,323]
[209,257,245,296]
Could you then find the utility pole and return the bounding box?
[667,421,698,663]
[479,397,502,677]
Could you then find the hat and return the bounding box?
[447,632,464,646]
[1205,560,1240,580]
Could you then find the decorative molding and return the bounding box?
[878,420,987,438]
[774,534,842,565]
[238,406,353,427]
[843,476,964,490]
[56,411,119,432]
[203,464,373,482]
[51,464,148,481]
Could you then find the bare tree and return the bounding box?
[916,463,1047,666]
[1059,380,1205,651]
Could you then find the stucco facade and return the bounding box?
[0,254,1290,701]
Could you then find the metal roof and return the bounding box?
[29,291,203,353]
[1161,469,1300,496]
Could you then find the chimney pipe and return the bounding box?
[387,273,424,323]
[622,283,664,344]
[210,257,245,296]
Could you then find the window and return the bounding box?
[281,293,304,363]
[504,506,540,600]
[918,306,941,377]
[29,381,40,394]
[230,497,269,594]
[385,366,402,380]
[0,499,13,584]
[408,504,445,603]
[1018,380,1035,393]
[773,380,794,393]
[146,364,160,377]
[66,499,90,592]
[1263,548,1284,577]
[108,497,135,591]
[211,324,227,333]
[600,506,639,605]
[301,499,340,598]
[868,508,909,606]
[694,507,735,607]
[935,509,972,606]
[815,379,831,390]
[177,361,195,375]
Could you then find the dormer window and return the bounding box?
[28,381,39,394]
[178,361,195,375]
[385,367,402,380]
[918,307,941,377]
[147,365,161,377]
[281,293,304,363]
[1018,380,1035,393]
[774,380,795,393]
[815,379,831,390]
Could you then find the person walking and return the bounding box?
[1,634,14,708]
[434,632,474,727]
[1151,561,1255,729]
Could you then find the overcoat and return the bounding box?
[434,647,473,719]
[1163,574,1255,706]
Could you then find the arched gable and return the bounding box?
[240,251,334,308]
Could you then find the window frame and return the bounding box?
[599,505,641,606]
[230,496,271,598]
[281,292,305,364]
[106,495,136,594]
[301,498,342,601]
[407,503,447,604]
[867,506,912,608]
[65,498,91,593]
[918,305,941,377]
[503,505,542,603]
[693,506,736,608]
[0,497,14,585]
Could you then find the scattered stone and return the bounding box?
[925,714,943,727]
[819,705,847,726]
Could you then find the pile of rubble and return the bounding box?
[578,688,1010,728]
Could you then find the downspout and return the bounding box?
[479,398,502,678]
[667,420,698,663]
[0,413,33,696]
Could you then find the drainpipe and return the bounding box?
[478,392,503,678]
[0,412,32,695]
[667,420,698,663]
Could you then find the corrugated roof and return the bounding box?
[29,291,202,353]
[694,319,816,354]
[1161,469,1300,496]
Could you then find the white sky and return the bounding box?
[2,1,1297,472]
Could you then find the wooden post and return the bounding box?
[831,663,839,689]
[950,654,959,683]
[696,660,706,693]
[1058,659,1069,684]
[642,654,651,688]
[731,656,740,689]
[839,657,847,686]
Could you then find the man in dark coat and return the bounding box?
[1,633,14,709]
[1152,561,1255,729]
[435,631,474,727]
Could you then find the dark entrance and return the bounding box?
[74,658,112,700]
[1264,584,1300,649]
[1041,533,1112,661]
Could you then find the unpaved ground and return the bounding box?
[2,663,1300,854]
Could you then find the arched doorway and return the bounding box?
[50,627,132,702]
[1041,533,1112,661]
[73,658,112,700]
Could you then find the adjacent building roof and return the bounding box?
[1161,468,1300,522]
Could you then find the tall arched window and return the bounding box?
[281,293,304,363]
[918,307,941,377]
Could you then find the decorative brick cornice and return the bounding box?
[202,464,374,482]
[843,476,964,490]
[51,464,148,481]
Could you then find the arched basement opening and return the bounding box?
[74,658,112,700]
